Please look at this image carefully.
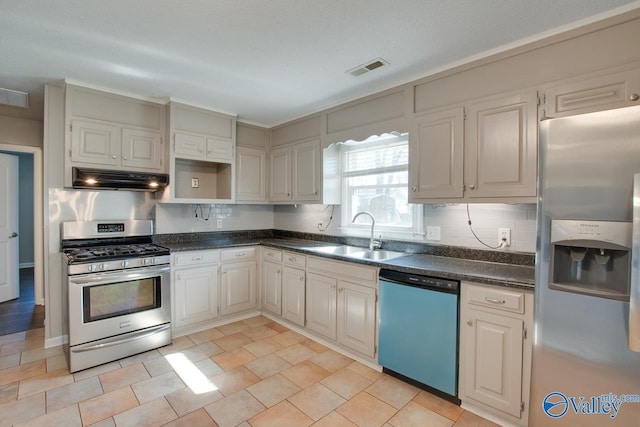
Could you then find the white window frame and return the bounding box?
[339,133,424,240]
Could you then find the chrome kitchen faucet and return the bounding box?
[352,211,382,251]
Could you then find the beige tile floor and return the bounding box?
[0,316,499,426]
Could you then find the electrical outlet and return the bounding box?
[499,228,511,247]
[191,178,199,188]
[426,226,441,241]
[217,219,222,228]
[317,221,324,230]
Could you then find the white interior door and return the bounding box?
[0,153,19,303]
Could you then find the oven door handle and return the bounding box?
[71,323,171,353]
[68,265,170,286]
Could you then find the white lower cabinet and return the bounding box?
[262,259,282,315]
[305,272,337,340]
[172,247,258,335]
[282,266,306,326]
[172,250,220,331]
[459,281,533,426]
[305,256,377,358]
[220,260,257,316]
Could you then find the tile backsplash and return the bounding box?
[155,202,537,253]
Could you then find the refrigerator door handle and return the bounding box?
[630,173,640,352]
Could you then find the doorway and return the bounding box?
[0,146,44,336]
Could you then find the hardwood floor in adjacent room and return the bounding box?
[0,315,500,426]
[0,268,44,336]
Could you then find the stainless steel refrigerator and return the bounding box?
[531,105,640,426]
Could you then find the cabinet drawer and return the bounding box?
[173,250,219,267]
[221,246,256,262]
[465,283,525,314]
[308,256,377,284]
[283,252,306,268]
[262,248,283,262]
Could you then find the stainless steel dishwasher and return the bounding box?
[378,268,459,402]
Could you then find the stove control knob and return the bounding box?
[149,258,156,265]
[100,263,109,271]
[121,260,129,268]
[88,265,97,272]
[142,258,149,266]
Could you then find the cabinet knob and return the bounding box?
[467,320,472,326]
[111,155,117,159]
[338,287,343,293]
[469,184,476,190]
[412,187,417,192]
[300,276,304,281]
[123,156,128,160]
[277,270,281,274]
[630,93,640,102]
[289,257,296,262]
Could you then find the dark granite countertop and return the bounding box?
[155,231,535,291]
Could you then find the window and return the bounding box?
[340,133,423,239]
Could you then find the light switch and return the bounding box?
[191,178,199,188]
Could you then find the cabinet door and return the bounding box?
[206,138,234,162]
[462,307,523,418]
[282,266,305,326]
[292,139,321,202]
[337,280,376,357]
[71,119,119,166]
[262,260,282,315]
[236,147,266,202]
[174,132,206,158]
[544,68,640,118]
[269,147,291,202]
[305,272,337,340]
[220,260,257,316]
[409,107,464,201]
[173,265,218,328]
[121,127,163,171]
[465,91,537,198]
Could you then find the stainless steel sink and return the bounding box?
[306,245,364,256]
[303,245,405,261]
[348,249,405,261]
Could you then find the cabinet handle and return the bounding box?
[467,320,473,326]
[289,257,296,262]
[192,256,203,261]
[630,93,640,102]
[235,253,246,257]
[484,297,506,304]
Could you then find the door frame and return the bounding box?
[0,143,44,305]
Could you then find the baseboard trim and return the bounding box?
[45,334,68,349]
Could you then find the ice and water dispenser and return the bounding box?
[550,220,632,301]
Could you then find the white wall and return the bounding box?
[155,203,274,234]
[274,203,537,253]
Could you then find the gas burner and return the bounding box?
[64,243,170,264]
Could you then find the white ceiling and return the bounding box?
[1,0,639,127]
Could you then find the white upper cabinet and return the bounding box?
[236,146,266,202]
[161,101,236,203]
[541,65,640,118]
[465,91,538,200]
[409,90,537,203]
[64,84,165,186]
[409,107,464,201]
[292,139,321,202]
[268,139,321,203]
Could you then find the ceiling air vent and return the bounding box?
[347,58,389,77]
[0,88,29,109]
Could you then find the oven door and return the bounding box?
[68,264,171,346]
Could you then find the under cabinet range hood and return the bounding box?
[72,167,169,191]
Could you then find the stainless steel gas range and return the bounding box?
[61,220,172,372]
